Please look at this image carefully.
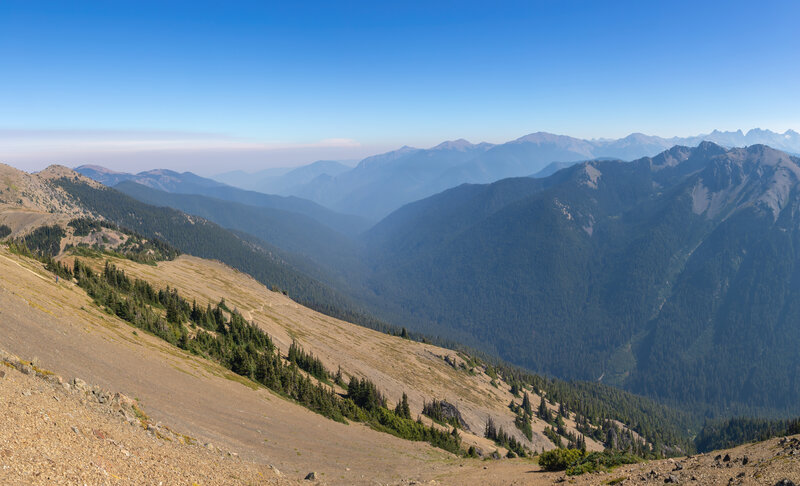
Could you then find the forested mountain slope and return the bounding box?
[361,143,800,416]
[5,155,800,484]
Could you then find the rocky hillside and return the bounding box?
[0,164,96,236]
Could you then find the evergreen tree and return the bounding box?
[395,392,412,420]
[522,392,532,415]
[538,396,552,422]
[334,366,345,387]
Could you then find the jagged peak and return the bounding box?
[649,144,695,168]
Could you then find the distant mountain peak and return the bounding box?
[432,139,476,151]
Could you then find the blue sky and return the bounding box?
[1,0,798,172]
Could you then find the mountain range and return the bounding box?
[212,129,800,220]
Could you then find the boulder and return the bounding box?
[72,377,89,392]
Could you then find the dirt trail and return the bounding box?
[0,251,53,283]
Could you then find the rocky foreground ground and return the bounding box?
[0,348,300,485]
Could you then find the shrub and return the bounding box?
[538,448,585,471]
[565,451,640,475]
[539,448,641,475]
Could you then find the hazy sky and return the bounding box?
[1,0,799,174]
